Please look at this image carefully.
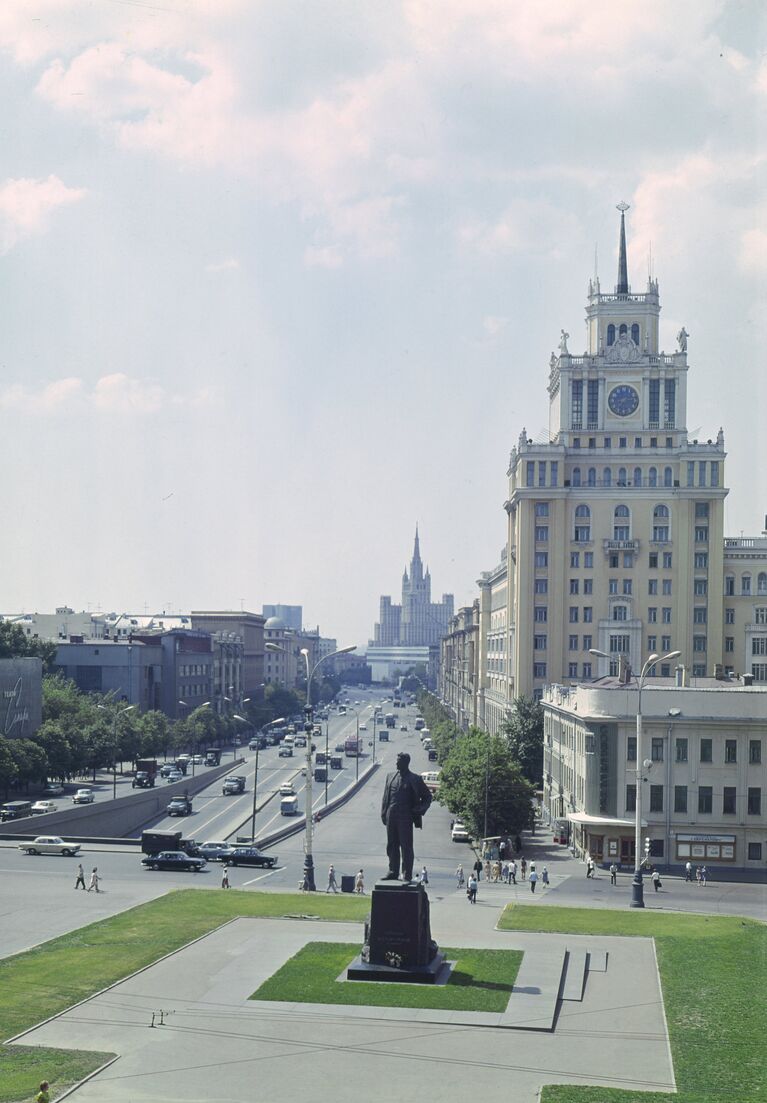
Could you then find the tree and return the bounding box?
[502,696,544,786]
[0,738,18,795]
[0,621,57,671]
[264,684,303,723]
[437,729,534,840]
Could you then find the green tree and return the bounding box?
[264,684,303,723]
[502,696,544,786]
[0,738,19,795]
[0,621,57,671]
[137,711,171,759]
[9,738,48,788]
[437,729,534,840]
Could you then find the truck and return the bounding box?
[132,759,158,788]
[167,795,193,816]
[222,775,246,795]
[0,800,33,822]
[385,713,395,728]
[204,748,221,767]
[141,830,201,856]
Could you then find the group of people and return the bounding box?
[73,864,100,892]
[685,861,709,885]
[456,857,549,897]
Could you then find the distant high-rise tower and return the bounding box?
[372,527,454,647]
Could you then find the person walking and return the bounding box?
[326,864,339,893]
[652,869,662,892]
[492,860,501,883]
[541,865,549,887]
[467,873,478,903]
[74,863,86,890]
[87,868,100,893]
[509,859,517,885]
[529,868,539,893]
[586,856,595,879]
[221,865,230,889]
[700,865,708,886]
[456,864,465,888]
[473,857,483,881]
[35,1082,50,1103]
[685,860,692,882]
[501,861,509,883]
[354,869,365,894]
[520,856,527,881]
[609,862,618,885]
[484,859,492,881]
[419,865,429,886]
[529,860,536,875]
[695,866,702,886]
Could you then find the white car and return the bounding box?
[72,789,95,804]
[198,840,231,861]
[359,724,367,731]
[31,800,57,815]
[279,783,296,796]
[190,754,204,765]
[19,836,81,856]
[451,822,470,843]
[166,769,183,783]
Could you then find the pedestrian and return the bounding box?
[529,860,536,875]
[587,857,595,879]
[221,865,230,889]
[501,861,509,883]
[492,860,501,883]
[467,874,478,903]
[484,859,492,881]
[700,865,708,886]
[652,869,662,892]
[609,863,618,885]
[87,867,100,893]
[520,856,527,881]
[529,869,538,893]
[499,839,507,859]
[541,865,549,887]
[509,859,517,885]
[35,1082,50,1103]
[456,864,465,888]
[326,864,339,893]
[419,865,429,885]
[354,868,365,894]
[74,863,86,890]
[473,857,483,881]
[695,866,702,886]
[685,860,692,882]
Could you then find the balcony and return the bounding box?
[603,539,640,553]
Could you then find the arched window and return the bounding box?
[619,323,628,337]
[587,467,597,487]
[574,504,591,542]
[572,467,581,487]
[633,466,642,487]
[758,572,767,595]
[631,323,640,345]
[653,504,670,542]
[607,324,615,347]
[603,467,612,487]
[618,467,627,486]
[648,466,657,487]
[614,504,630,541]
[663,466,673,487]
[742,574,752,596]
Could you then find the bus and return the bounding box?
[344,735,362,757]
[385,713,395,728]
[280,795,299,816]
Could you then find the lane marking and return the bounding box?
[241,868,278,886]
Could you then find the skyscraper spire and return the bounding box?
[413,524,421,565]
[616,201,630,294]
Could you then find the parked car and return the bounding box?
[18,836,81,857]
[220,846,277,868]
[42,783,65,797]
[222,775,246,795]
[198,841,232,861]
[72,789,95,804]
[30,800,57,815]
[167,796,193,816]
[165,769,183,783]
[141,850,206,872]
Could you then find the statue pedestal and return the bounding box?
[346,881,446,984]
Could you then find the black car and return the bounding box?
[220,846,277,868]
[167,796,193,816]
[141,850,206,872]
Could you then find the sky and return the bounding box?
[1,1,765,651]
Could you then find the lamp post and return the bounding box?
[178,700,210,776]
[97,703,135,799]
[344,704,362,782]
[589,647,681,907]
[250,716,286,842]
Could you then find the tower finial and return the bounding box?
[616,201,630,294]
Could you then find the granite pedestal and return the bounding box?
[347,880,446,983]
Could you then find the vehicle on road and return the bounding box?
[249,736,267,750]
[30,800,57,815]
[141,850,206,872]
[451,822,470,843]
[379,730,389,741]
[1,800,34,821]
[359,724,367,731]
[279,783,296,796]
[133,759,158,788]
[221,846,277,868]
[190,754,204,765]
[18,836,81,856]
[335,742,346,752]
[314,766,328,782]
[141,830,200,856]
[280,794,299,815]
[72,788,95,804]
[159,764,174,779]
[167,796,193,816]
[278,745,293,757]
[233,736,242,746]
[344,736,362,757]
[330,755,343,770]
[414,717,425,731]
[165,769,183,783]
[421,771,440,793]
[205,748,222,766]
[198,840,232,861]
[400,724,408,731]
[315,751,327,765]
[293,734,306,747]
[222,775,246,795]
[42,783,65,797]
[428,748,438,761]
[385,713,395,728]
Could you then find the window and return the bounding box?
[698,786,713,814]
[584,552,593,568]
[607,324,615,346]
[652,503,670,542]
[623,580,632,595]
[662,635,672,651]
[695,501,709,518]
[627,736,637,761]
[583,662,592,678]
[742,574,752,596]
[587,379,599,426]
[631,323,640,345]
[748,843,763,861]
[589,437,596,449]
[698,460,707,487]
[526,461,535,486]
[648,466,657,487]
[603,467,612,487]
[572,467,581,487]
[583,607,593,622]
[650,785,664,813]
[583,579,593,594]
[571,379,583,427]
[725,637,734,652]
[748,788,762,816]
[749,740,762,764]
[550,461,558,487]
[574,503,591,542]
[569,634,578,650]
[674,786,688,813]
[535,525,549,541]
[692,663,706,677]
[534,635,547,650]
[539,461,547,487]
[723,787,736,815]
[623,552,633,568]
[663,466,673,487]
[647,635,657,651]
[759,573,767,596]
[610,634,630,654]
[609,579,618,594]
[618,466,627,485]
[725,739,737,763]
[648,579,658,595]
[695,552,708,569]
[694,579,708,596]
[675,738,688,762]
[612,605,628,621]
[626,784,636,813]
[568,663,578,678]
[693,635,707,652]
[536,552,549,568]
[614,504,630,540]
[534,606,548,622]
[533,662,547,679]
[535,502,549,517]
[725,575,735,596]
[725,608,735,624]
[534,579,548,594]
[619,438,627,450]
[662,608,672,624]
[757,608,767,625]
[663,552,673,569]
[649,380,660,425]
[664,379,675,427]
[587,467,596,486]
[693,608,707,624]
[569,607,579,623]
[695,526,708,542]
[603,436,611,449]
[570,579,579,594]
[570,552,580,568]
[700,738,712,763]
[583,634,592,651]
[649,552,658,569]
[710,461,719,487]
[634,466,642,487]
[651,737,664,762]
[648,607,657,623]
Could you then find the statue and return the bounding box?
[381,752,433,882]
[677,327,689,352]
[559,329,570,355]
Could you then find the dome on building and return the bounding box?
[264,615,286,629]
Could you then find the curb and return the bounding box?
[54,1055,121,1101]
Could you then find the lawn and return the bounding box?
[252,941,522,1011]
[499,904,767,1103]
[0,889,369,1103]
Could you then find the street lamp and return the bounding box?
[250,716,286,843]
[178,700,210,775]
[97,703,135,799]
[590,647,681,907]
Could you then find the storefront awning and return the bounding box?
[566,812,647,829]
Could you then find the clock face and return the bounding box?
[608,384,640,417]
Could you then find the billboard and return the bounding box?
[0,658,43,739]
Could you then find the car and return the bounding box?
[18,836,81,856]
[30,800,57,815]
[335,742,346,752]
[176,753,191,762]
[233,736,242,746]
[141,850,206,872]
[293,734,307,747]
[400,724,408,731]
[451,823,470,843]
[221,846,277,868]
[198,841,232,861]
[190,754,204,765]
[166,796,193,816]
[359,724,367,731]
[222,775,246,795]
[72,789,95,804]
[166,769,183,783]
[279,783,296,796]
[278,745,293,757]
[42,783,65,797]
[159,764,174,778]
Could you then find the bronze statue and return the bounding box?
[381,751,432,881]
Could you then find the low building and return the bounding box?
[53,639,162,711]
[542,674,767,873]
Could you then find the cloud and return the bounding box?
[0,175,86,252]
[205,257,240,273]
[92,373,164,413]
[482,315,508,338]
[459,198,583,259]
[740,226,767,273]
[0,373,213,414]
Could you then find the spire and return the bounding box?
[412,524,421,565]
[616,201,630,294]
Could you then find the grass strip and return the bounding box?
[499,904,767,1103]
[252,941,522,1011]
[0,889,368,1102]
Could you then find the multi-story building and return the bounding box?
[261,604,303,631]
[440,602,479,730]
[372,528,454,648]
[541,676,767,873]
[722,531,767,682]
[190,610,264,706]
